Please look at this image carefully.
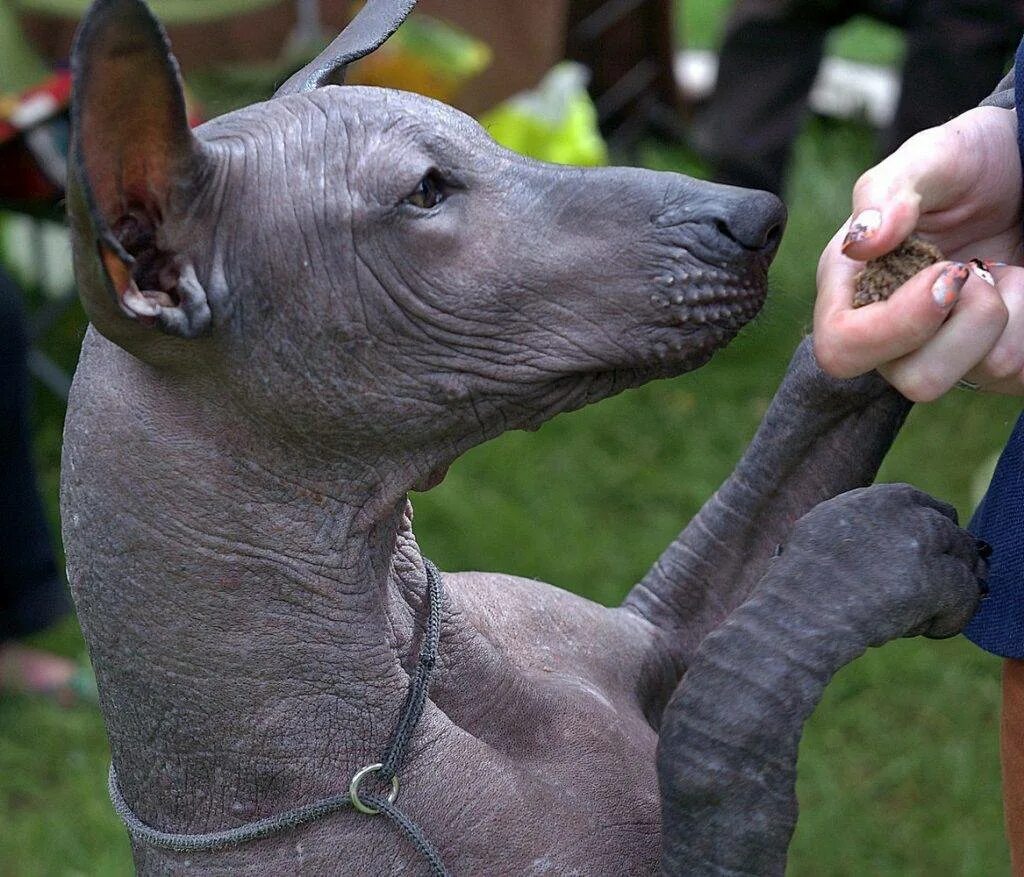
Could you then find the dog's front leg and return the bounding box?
[624,336,912,669]
[656,483,986,876]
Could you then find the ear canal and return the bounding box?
[274,0,417,97]
[68,0,211,347]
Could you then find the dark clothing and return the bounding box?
[967,415,1024,656]
[0,266,68,641]
[963,34,1024,660]
[698,0,1024,194]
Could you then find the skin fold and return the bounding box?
[62,1,986,873]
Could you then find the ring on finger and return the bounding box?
[956,378,982,392]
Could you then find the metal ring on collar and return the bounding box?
[956,378,982,392]
[349,763,400,815]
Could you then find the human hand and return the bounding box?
[814,106,1024,399]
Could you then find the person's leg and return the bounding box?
[886,0,1021,156]
[696,0,853,194]
[1004,660,1024,875]
[0,265,75,697]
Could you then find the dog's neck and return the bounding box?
[67,336,429,832]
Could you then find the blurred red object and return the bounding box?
[0,71,203,214]
[0,73,71,209]
[0,72,70,146]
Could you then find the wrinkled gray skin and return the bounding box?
[61,2,985,874]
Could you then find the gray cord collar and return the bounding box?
[108,558,449,875]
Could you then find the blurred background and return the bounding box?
[1,0,1022,873]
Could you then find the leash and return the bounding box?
[107,558,450,876]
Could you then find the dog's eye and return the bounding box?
[406,171,447,209]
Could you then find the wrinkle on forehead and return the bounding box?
[193,95,358,228]
[309,84,487,152]
[196,93,350,156]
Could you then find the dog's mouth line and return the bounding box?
[545,293,761,380]
[588,320,740,373]
[509,319,747,434]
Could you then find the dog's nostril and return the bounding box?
[762,221,783,252]
[712,190,788,253]
[713,214,767,251]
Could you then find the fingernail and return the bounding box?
[976,538,994,559]
[931,262,969,308]
[842,208,883,251]
[969,259,996,286]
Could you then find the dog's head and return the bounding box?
[69,0,784,486]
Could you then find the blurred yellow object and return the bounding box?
[481,63,608,167]
[348,11,491,104]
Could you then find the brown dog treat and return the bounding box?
[853,236,945,308]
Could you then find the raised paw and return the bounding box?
[776,483,987,644]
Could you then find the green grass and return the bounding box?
[3,6,1016,876]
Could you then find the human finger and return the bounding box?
[840,125,963,261]
[962,266,1024,393]
[814,247,967,379]
[878,274,1009,401]
[841,108,1018,262]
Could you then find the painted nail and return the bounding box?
[931,262,969,308]
[969,259,996,286]
[842,208,883,251]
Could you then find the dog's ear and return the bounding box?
[275,0,417,96]
[68,0,211,350]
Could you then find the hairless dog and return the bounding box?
[61,0,986,873]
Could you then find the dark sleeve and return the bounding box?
[981,68,1014,110]
[961,35,1024,661]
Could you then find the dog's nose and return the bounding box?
[710,189,787,254]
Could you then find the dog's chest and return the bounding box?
[402,573,664,872]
